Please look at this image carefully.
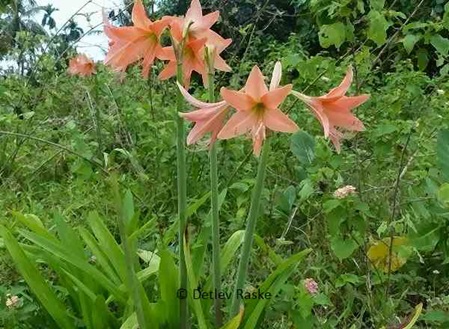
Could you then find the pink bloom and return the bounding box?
[159,38,208,88]
[178,62,290,149]
[159,0,232,87]
[304,278,319,295]
[170,0,219,41]
[103,0,170,78]
[68,54,95,77]
[218,62,298,156]
[177,82,230,146]
[291,67,369,152]
[201,35,232,86]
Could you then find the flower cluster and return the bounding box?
[67,0,370,154]
[179,62,297,156]
[5,294,20,309]
[333,185,357,199]
[180,63,369,155]
[303,278,319,295]
[103,0,231,87]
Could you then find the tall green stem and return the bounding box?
[111,179,147,329]
[230,140,270,316]
[176,62,188,329]
[208,71,222,327]
[87,76,103,162]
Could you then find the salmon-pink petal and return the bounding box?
[326,111,365,131]
[325,66,353,99]
[183,106,229,145]
[251,124,265,157]
[270,61,282,91]
[132,0,152,29]
[186,0,202,22]
[245,65,268,101]
[105,36,147,68]
[193,55,206,75]
[106,25,145,42]
[205,30,231,50]
[159,61,176,80]
[158,46,175,61]
[214,55,231,72]
[291,91,330,138]
[189,37,207,53]
[331,94,370,111]
[182,66,194,89]
[221,88,256,111]
[176,82,223,108]
[261,84,292,110]
[151,18,170,36]
[218,111,256,139]
[141,46,157,78]
[200,11,219,30]
[329,128,344,153]
[168,16,183,41]
[263,108,298,133]
[68,54,95,77]
[180,104,225,121]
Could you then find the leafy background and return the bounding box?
[1,0,449,328]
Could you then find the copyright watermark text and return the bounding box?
[176,288,271,300]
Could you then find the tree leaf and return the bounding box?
[367,10,389,46]
[431,34,449,56]
[367,236,409,272]
[416,48,429,70]
[402,34,421,54]
[318,22,346,48]
[290,131,315,165]
[331,236,358,261]
[369,0,385,10]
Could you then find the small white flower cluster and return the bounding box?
[333,185,357,199]
[5,294,20,309]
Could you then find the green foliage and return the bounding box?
[1,0,449,328]
[290,131,316,166]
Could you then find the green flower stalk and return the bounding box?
[230,140,270,316]
[206,47,223,328]
[175,50,188,329]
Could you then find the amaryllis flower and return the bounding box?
[291,67,369,152]
[160,37,232,88]
[159,38,207,87]
[170,0,219,41]
[159,0,231,87]
[103,0,170,78]
[218,62,298,156]
[178,62,291,151]
[201,35,232,85]
[68,54,96,77]
[177,82,230,146]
